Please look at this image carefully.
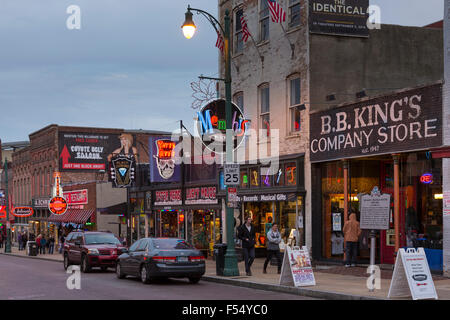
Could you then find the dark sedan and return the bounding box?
[116,238,205,284]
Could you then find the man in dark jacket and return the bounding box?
[238,217,256,276]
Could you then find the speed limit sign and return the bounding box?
[224,163,240,185]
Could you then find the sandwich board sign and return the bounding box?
[388,248,438,300]
[279,246,316,287]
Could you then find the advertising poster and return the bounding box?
[332,212,342,231]
[309,0,369,37]
[280,246,316,287]
[149,136,181,183]
[59,132,138,171]
[388,248,438,300]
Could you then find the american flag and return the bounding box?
[215,30,224,53]
[267,0,286,24]
[240,15,251,43]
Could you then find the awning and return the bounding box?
[97,202,127,215]
[48,209,94,224]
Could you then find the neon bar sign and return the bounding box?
[420,173,433,184]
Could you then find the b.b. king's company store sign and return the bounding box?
[310,84,442,162]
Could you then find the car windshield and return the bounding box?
[153,239,193,250]
[84,234,121,245]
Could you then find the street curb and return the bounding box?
[0,252,63,263]
[201,275,384,300]
[0,253,383,300]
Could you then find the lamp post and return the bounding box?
[3,159,11,253]
[182,5,239,276]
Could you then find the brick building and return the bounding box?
[10,124,169,242]
[215,0,443,253]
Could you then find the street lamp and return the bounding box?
[182,5,239,276]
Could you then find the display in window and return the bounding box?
[250,168,259,187]
[285,163,296,186]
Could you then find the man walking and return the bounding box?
[263,223,283,274]
[238,217,256,276]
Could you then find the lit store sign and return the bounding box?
[420,173,433,184]
[310,84,442,162]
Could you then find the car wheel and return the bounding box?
[140,265,151,284]
[81,255,91,273]
[188,277,201,284]
[116,262,125,279]
[63,253,70,271]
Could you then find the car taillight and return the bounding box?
[189,256,205,262]
[152,256,177,263]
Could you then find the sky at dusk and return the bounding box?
[0,0,444,142]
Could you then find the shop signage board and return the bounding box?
[310,84,443,163]
[195,98,248,152]
[149,136,180,183]
[224,163,240,185]
[360,186,390,230]
[279,246,316,287]
[309,0,369,37]
[12,207,34,218]
[154,189,182,206]
[234,193,291,202]
[109,155,136,188]
[388,248,438,300]
[185,187,217,205]
[48,196,68,215]
[63,189,88,206]
[33,198,50,208]
[59,132,137,171]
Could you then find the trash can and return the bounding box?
[27,241,37,256]
[213,243,227,276]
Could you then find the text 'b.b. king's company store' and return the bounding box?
[310,83,445,271]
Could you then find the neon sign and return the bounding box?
[420,173,433,184]
[156,140,176,159]
[195,99,249,152]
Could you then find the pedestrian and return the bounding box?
[237,217,256,276]
[0,233,3,249]
[22,232,28,252]
[18,232,23,251]
[36,234,41,255]
[343,212,362,267]
[40,235,47,254]
[48,235,55,254]
[59,234,65,254]
[263,223,283,274]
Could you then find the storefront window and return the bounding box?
[285,162,297,186]
[192,209,218,257]
[261,168,272,187]
[273,167,284,186]
[250,167,259,187]
[244,202,273,248]
[240,169,249,188]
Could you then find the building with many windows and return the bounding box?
[216,0,443,259]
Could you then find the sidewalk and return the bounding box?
[2,247,450,300]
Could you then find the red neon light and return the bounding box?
[420,173,433,184]
[157,140,176,159]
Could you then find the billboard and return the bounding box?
[310,84,443,162]
[309,0,369,37]
[58,132,137,172]
[149,136,180,183]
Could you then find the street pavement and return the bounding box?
[3,247,450,300]
[0,254,317,300]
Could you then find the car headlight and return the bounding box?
[88,248,99,255]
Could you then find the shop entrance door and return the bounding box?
[380,162,407,264]
[160,210,179,238]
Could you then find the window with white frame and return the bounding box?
[289,76,304,133]
[233,92,244,112]
[260,0,269,42]
[235,9,244,54]
[289,0,301,28]
[259,84,270,136]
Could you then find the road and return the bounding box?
[0,254,318,300]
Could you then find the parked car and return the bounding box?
[116,238,205,284]
[63,231,126,273]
